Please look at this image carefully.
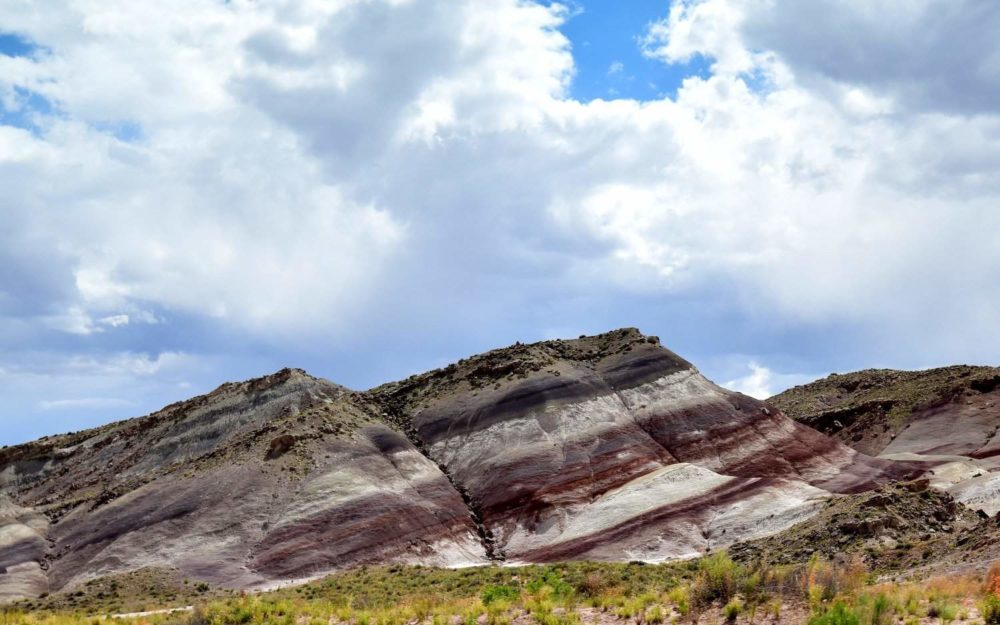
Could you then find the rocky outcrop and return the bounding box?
[772,366,1000,515]
[729,480,983,574]
[0,329,925,601]
[771,366,1000,457]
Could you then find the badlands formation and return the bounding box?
[2,328,993,603]
[772,366,1000,516]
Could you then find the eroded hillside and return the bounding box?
[0,329,926,601]
[772,366,1000,516]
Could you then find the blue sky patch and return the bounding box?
[0,32,43,58]
[552,0,711,101]
[0,87,57,134]
[93,120,144,143]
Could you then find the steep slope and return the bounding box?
[370,328,921,564]
[0,329,925,602]
[772,366,1000,515]
[0,369,485,599]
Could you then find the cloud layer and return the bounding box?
[2,0,999,443]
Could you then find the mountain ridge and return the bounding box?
[0,328,925,602]
[770,365,1000,456]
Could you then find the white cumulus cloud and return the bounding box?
[723,361,774,399]
[1,0,1000,443]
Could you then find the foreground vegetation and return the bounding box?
[7,553,1000,625]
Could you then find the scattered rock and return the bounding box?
[266,435,297,460]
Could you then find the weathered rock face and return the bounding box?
[247,426,484,578]
[772,366,1000,515]
[0,329,924,601]
[0,369,485,598]
[770,366,1000,457]
[371,329,921,564]
[0,496,49,602]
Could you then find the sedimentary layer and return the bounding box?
[371,329,921,563]
[0,369,485,598]
[0,329,926,601]
[772,366,1000,514]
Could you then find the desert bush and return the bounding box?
[667,586,689,616]
[614,598,639,621]
[578,572,606,597]
[740,570,763,605]
[722,599,741,623]
[767,598,782,621]
[526,571,574,600]
[807,602,860,625]
[858,594,894,625]
[987,561,1000,598]
[924,574,983,602]
[481,586,519,605]
[691,552,741,607]
[459,599,485,625]
[805,555,838,607]
[981,595,1000,625]
[927,598,958,623]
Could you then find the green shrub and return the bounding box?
[807,602,860,625]
[525,572,574,599]
[481,585,519,605]
[927,599,958,623]
[870,594,893,625]
[723,599,742,623]
[667,586,689,616]
[981,595,1000,625]
[691,551,744,608]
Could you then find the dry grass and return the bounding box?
[7,553,1000,625]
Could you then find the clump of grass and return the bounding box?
[927,598,959,623]
[666,586,689,616]
[722,599,741,623]
[982,595,1000,624]
[807,602,860,625]
[481,585,519,605]
[461,598,484,625]
[692,552,740,607]
[526,571,574,601]
[870,594,894,625]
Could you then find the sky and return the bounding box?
[1,0,1000,446]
